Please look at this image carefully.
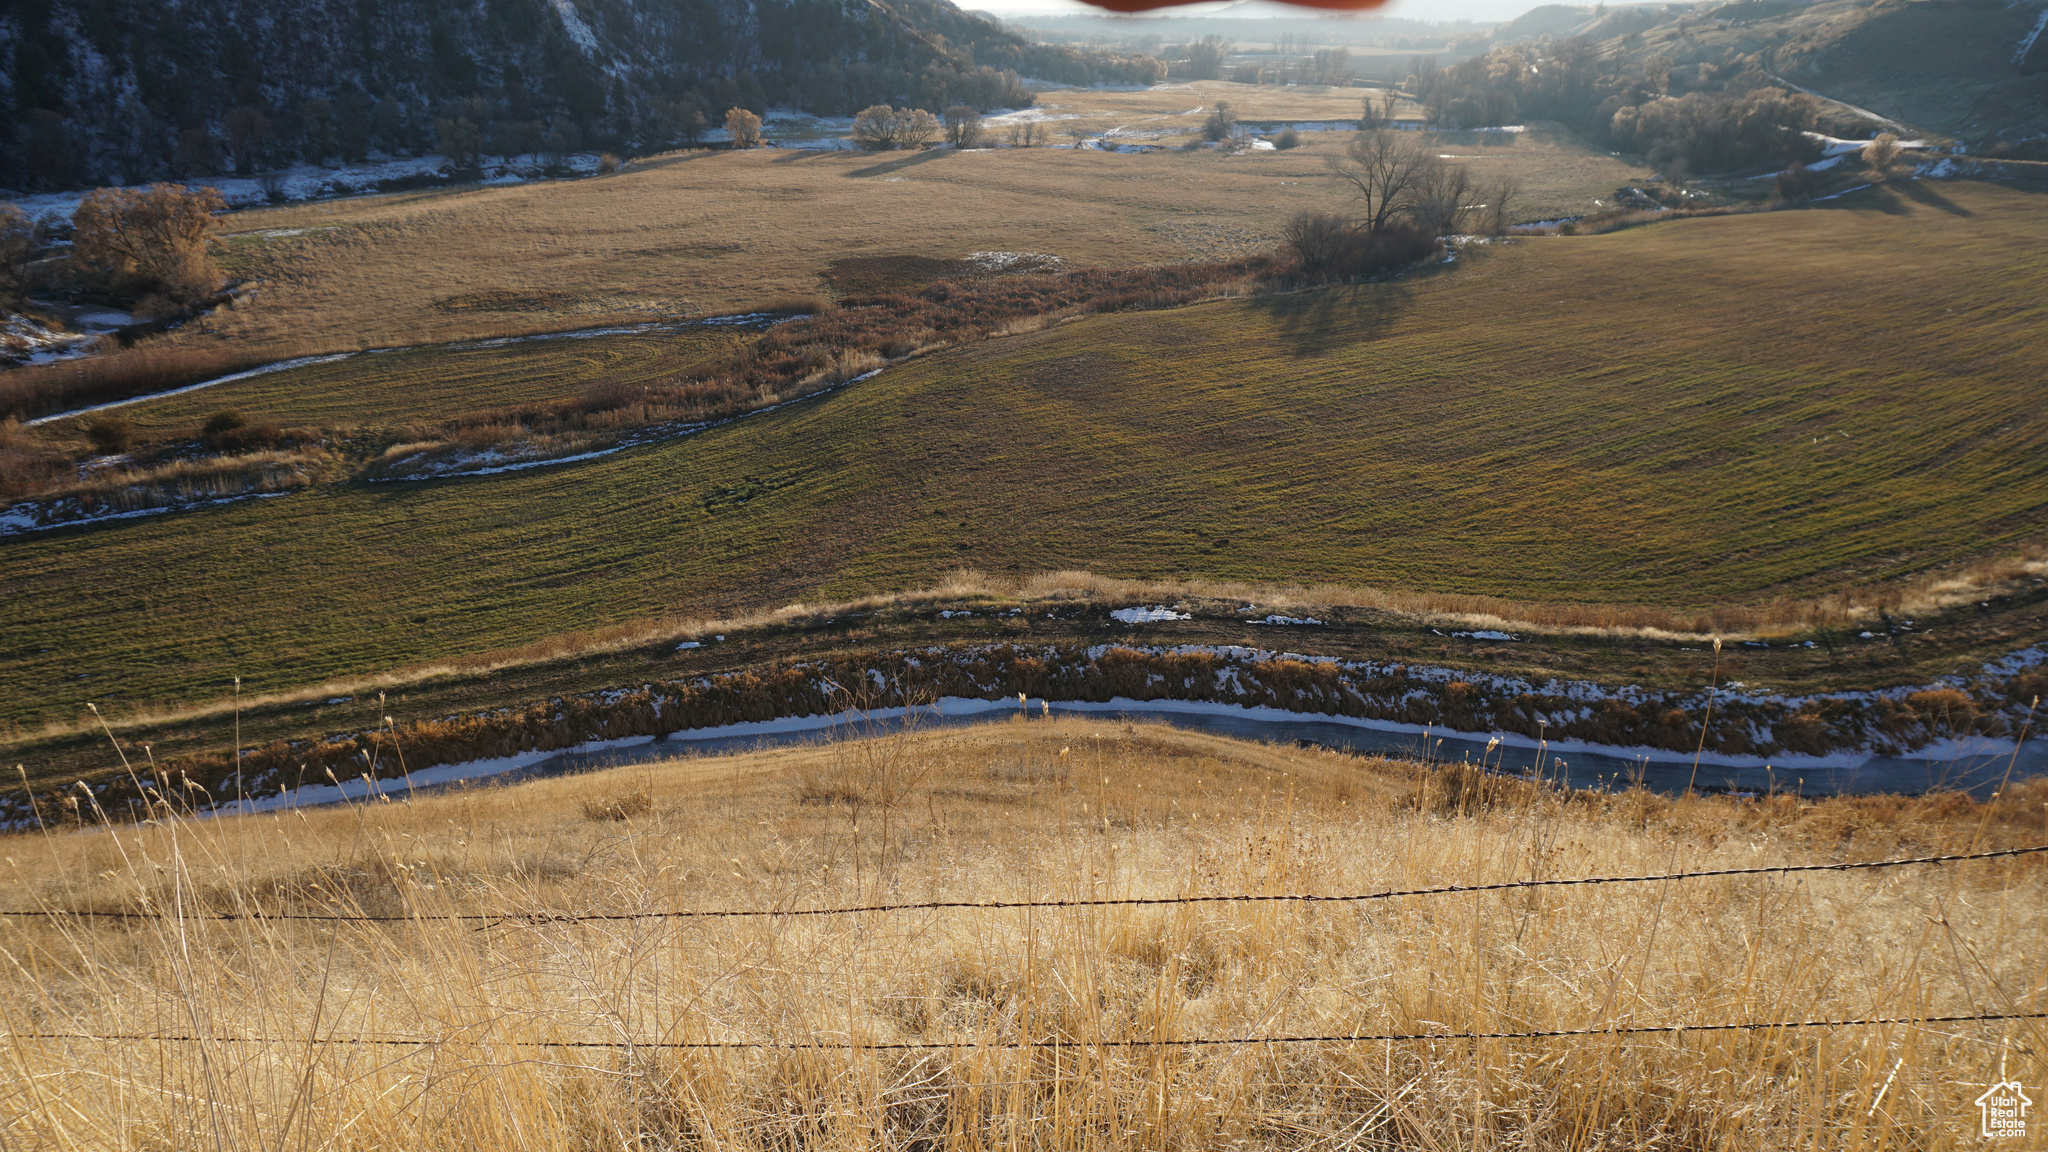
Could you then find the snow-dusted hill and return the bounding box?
[0,0,1163,191]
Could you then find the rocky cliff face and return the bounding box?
[0,0,1163,190]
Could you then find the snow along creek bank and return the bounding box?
[17,638,2043,826]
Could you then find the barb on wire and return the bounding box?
[16,1012,2046,1051]
[4,844,2041,927]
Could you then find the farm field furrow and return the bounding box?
[1,181,2042,728]
[39,324,758,435]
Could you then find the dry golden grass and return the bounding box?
[2,718,2041,1149]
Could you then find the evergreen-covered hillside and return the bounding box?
[0,0,1164,189]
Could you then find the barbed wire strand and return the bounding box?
[15,1012,2045,1051]
[6,844,2041,926]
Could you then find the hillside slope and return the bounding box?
[1491,0,2048,147]
[0,0,1160,190]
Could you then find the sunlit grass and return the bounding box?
[2,719,2040,1148]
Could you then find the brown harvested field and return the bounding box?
[201,105,1644,361]
[1020,78,1418,135]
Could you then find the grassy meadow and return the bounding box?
[2,719,2041,1148]
[2,180,2042,729]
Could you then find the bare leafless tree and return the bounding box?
[724,107,762,149]
[943,106,984,149]
[1326,127,1439,234]
[70,184,227,304]
[0,204,34,304]
[896,108,940,149]
[855,105,940,150]
[1477,175,1520,235]
[1281,211,1362,274]
[1409,159,1473,236]
[853,105,896,150]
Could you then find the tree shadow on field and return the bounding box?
[1815,181,1973,218]
[847,149,952,178]
[1244,280,1413,358]
[1892,179,1974,216]
[621,149,731,174]
[771,147,845,165]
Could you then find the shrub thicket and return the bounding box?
[69,184,227,306]
[84,417,133,455]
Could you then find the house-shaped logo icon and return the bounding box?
[1977,1081,2032,1139]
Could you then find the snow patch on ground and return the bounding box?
[1253,615,1324,626]
[24,354,355,426]
[1454,630,1519,642]
[4,153,613,220]
[983,108,1080,125]
[209,735,660,815]
[1111,606,1192,624]
[548,0,600,53]
[2018,5,2048,65]
[966,251,1063,272]
[1,313,100,366]
[0,491,289,538]
[72,310,136,331]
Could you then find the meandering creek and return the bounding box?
[225,696,2044,816]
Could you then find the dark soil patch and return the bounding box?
[434,289,583,313]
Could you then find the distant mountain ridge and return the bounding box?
[1487,0,2048,148]
[0,0,1164,191]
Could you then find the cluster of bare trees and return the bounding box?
[1284,128,1517,280]
[852,106,942,151]
[1327,128,1515,236]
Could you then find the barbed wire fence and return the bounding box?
[7,844,2044,1051]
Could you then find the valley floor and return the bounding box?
[2,181,2042,734]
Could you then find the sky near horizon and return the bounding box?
[968,0,1540,25]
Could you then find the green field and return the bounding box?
[4,181,2044,728]
[38,325,756,437]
